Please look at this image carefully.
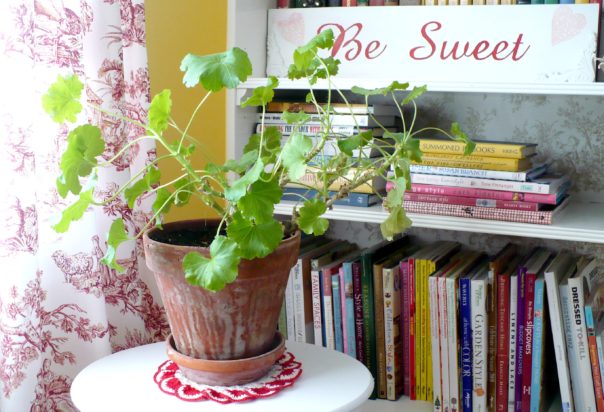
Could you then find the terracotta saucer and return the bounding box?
[165,331,285,387]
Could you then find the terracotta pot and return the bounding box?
[143,219,300,363]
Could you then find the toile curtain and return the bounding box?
[0,1,169,410]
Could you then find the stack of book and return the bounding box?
[257,101,400,207]
[282,235,604,409]
[395,138,571,225]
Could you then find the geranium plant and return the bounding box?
[42,30,473,292]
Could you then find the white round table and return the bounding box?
[71,340,374,412]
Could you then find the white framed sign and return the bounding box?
[267,5,599,83]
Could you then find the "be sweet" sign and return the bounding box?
[267,5,599,83]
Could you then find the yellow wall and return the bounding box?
[145,0,227,221]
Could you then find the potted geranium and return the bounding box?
[41,30,473,386]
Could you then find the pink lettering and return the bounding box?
[318,23,386,62]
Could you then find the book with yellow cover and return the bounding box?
[286,167,387,194]
[414,154,533,172]
[418,138,537,159]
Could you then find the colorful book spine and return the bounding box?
[342,0,358,5]
[472,276,488,412]
[545,267,574,412]
[414,154,531,172]
[256,122,362,136]
[285,266,296,340]
[401,199,569,226]
[370,0,385,3]
[429,275,442,411]
[327,0,342,5]
[417,139,535,159]
[282,188,381,207]
[361,253,378,398]
[384,265,403,400]
[322,269,336,350]
[258,112,391,127]
[521,272,537,412]
[560,281,585,412]
[409,183,565,205]
[409,163,547,182]
[352,261,365,363]
[292,259,307,343]
[567,276,598,412]
[404,192,542,212]
[332,273,344,352]
[447,275,460,410]
[342,263,356,358]
[409,173,567,195]
[374,263,387,399]
[514,268,526,412]
[438,275,451,412]
[401,260,411,396]
[585,302,604,411]
[311,267,324,347]
[277,0,292,7]
[596,321,604,406]
[529,278,545,412]
[409,257,417,400]
[460,276,473,412]
[508,272,518,412]
[496,273,511,412]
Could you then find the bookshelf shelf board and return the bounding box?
[240,78,604,96]
[274,199,604,244]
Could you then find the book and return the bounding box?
[566,257,601,412]
[520,249,553,412]
[414,154,533,172]
[341,256,361,357]
[409,182,569,205]
[287,167,387,194]
[401,197,571,225]
[282,188,383,207]
[471,262,490,412]
[596,312,604,408]
[360,236,411,398]
[266,101,399,116]
[327,0,342,5]
[508,262,519,412]
[585,282,604,412]
[342,0,358,4]
[544,252,577,412]
[277,0,292,7]
[416,138,537,159]
[409,163,548,182]
[404,192,545,212]
[352,260,365,363]
[332,271,344,352]
[460,268,473,412]
[285,263,296,340]
[409,173,569,195]
[370,0,385,4]
[529,274,553,412]
[258,112,397,128]
[256,122,369,136]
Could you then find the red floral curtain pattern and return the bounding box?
[0,1,168,410]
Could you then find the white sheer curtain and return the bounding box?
[0,1,168,410]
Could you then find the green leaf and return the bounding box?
[281,132,313,181]
[124,167,161,208]
[57,125,105,198]
[227,213,283,259]
[314,56,340,79]
[337,130,372,156]
[180,47,252,91]
[168,142,196,157]
[281,110,311,125]
[183,236,241,291]
[238,178,283,223]
[405,138,423,163]
[224,150,258,174]
[401,85,427,105]
[224,159,264,202]
[450,122,476,156]
[100,219,130,272]
[53,189,94,233]
[384,131,406,144]
[242,127,282,165]
[351,81,409,97]
[42,74,84,123]
[297,198,329,235]
[241,76,278,107]
[174,176,193,206]
[152,188,173,226]
[148,89,172,133]
[380,205,412,241]
[288,30,335,80]
[383,177,406,210]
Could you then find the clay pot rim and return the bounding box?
[165,331,285,374]
[143,219,300,257]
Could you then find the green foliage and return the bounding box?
[42,74,83,123]
[183,236,241,291]
[148,90,172,133]
[101,219,130,272]
[57,125,104,198]
[180,47,252,91]
[296,199,329,235]
[226,212,284,260]
[45,29,472,293]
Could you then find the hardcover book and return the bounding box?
[266,101,398,116]
[409,162,548,182]
[414,154,533,172]
[282,188,383,207]
[417,138,537,159]
[258,112,397,127]
[471,263,490,412]
[404,192,545,212]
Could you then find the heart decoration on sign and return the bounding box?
[551,5,587,46]
[277,12,305,45]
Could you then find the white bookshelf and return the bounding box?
[226,2,604,411]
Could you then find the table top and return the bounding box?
[71,340,374,412]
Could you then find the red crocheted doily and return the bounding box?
[153,351,303,403]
